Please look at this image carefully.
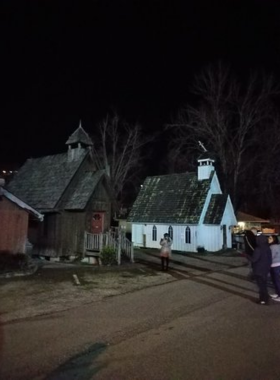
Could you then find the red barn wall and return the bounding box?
[0,197,28,253]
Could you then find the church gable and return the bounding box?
[203,194,228,224]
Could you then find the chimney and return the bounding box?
[197,156,215,180]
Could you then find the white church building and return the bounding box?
[127,154,237,252]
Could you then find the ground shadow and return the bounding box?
[44,342,107,380]
[137,256,260,303]
[138,250,243,271]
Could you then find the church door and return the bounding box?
[91,212,104,234]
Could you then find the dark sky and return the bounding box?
[1,0,280,166]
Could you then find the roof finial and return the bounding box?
[198,140,207,152]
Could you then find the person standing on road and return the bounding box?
[268,235,280,301]
[243,228,257,278]
[247,234,272,305]
[160,233,172,271]
[244,228,257,256]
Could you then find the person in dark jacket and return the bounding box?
[243,228,257,279]
[247,234,272,305]
[244,229,257,256]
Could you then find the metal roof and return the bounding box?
[1,187,43,221]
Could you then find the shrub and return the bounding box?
[100,246,117,266]
[197,246,206,253]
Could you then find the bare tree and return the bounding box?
[168,63,280,212]
[91,113,153,214]
[250,114,280,216]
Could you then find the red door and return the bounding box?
[91,212,104,234]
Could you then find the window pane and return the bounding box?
[185,227,191,244]
[152,225,157,241]
[168,226,173,240]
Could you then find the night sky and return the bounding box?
[2,0,280,166]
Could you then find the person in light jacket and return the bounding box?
[160,233,172,271]
[268,235,280,301]
[247,234,272,305]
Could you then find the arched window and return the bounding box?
[185,226,191,244]
[152,225,157,241]
[168,225,173,240]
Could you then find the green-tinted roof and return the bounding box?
[204,194,228,224]
[127,172,211,224]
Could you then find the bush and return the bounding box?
[100,246,117,266]
[197,246,206,253]
[0,251,29,272]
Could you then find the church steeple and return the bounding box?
[65,121,93,147]
[66,121,93,161]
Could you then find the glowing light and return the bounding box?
[238,222,245,230]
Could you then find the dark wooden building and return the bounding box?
[0,183,43,254]
[7,124,112,257]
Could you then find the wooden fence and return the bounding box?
[84,230,134,265]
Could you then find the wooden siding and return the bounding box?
[0,197,28,253]
[132,222,234,252]
[220,197,236,248]
[198,225,221,251]
[60,212,85,256]
[86,178,111,231]
[33,213,59,256]
[34,212,85,257]
[132,223,198,252]
[34,178,111,257]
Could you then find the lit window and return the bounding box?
[185,227,191,244]
[152,225,157,241]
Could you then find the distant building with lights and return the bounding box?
[0,164,19,184]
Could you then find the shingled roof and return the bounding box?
[127,172,211,224]
[63,170,105,210]
[7,151,88,210]
[237,211,269,223]
[203,194,228,224]
[65,124,93,146]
